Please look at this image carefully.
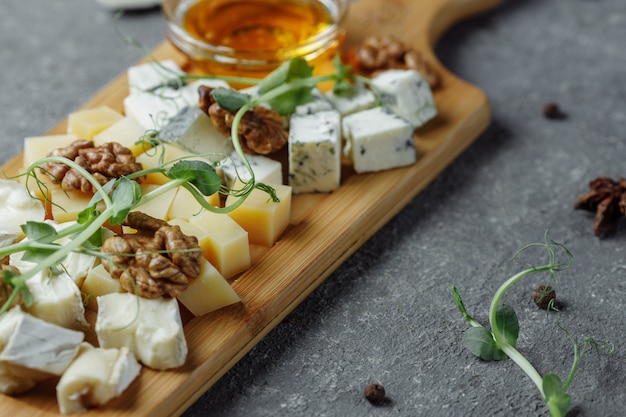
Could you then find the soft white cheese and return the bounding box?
[96,293,187,370]
[0,179,45,235]
[288,110,342,193]
[0,306,84,394]
[342,106,416,174]
[56,342,141,415]
[371,69,438,128]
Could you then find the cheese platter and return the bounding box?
[0,0,500,415]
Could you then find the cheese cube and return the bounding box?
[159,106,233,159]
[220,151,283,189]
[48,186,97,224]
[82,264,124,311]
[56,342,141,414]
[23,270,90,331]
[225,181,291,247]
[134,184,178,221]
[325,82,377,116]
[186,211,251,278]
[176,257,241,316]
[23,134,79,169]
[288,110,342,193]
[67,106,124,140]
[96,293,187,370]
[167,186,220,221]
[135,142,214,185]
[371,69,438,128]
[127,60,185,95]
[294,87,335,115]
[93,116,153,156]
[0,306,84,394]
[342,106,416,174]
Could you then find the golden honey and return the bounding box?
[164,0,348,78]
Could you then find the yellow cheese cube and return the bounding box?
[225,182,292,247]
[135,142,201,185]
[49,186,97,224]
[92,116,153,156]
[177,257,240,316]
[176,213,251,279]
[133,184,178,221]
[167,186,219,221]
[81,264,124,311]
[23,134,80,169]
[67,106,124,140]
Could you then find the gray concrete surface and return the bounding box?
[1,0,624,416]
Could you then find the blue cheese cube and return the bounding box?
[288,110,342,193]
[159,106,233,158]
[342,107,416,174]
[294,88,335,115]
[371,69,438,128]
[325,82,378,116]
[220,151,283,188]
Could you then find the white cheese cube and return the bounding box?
[294,88,334,115]
[288,110,342,193]
[56,342,141,415]
[220,151,283,188]
[372,69,438,128]
[342,107,416,174]
[159,106,233,158]
[23,270,90,331]
[325,82,377,116]
[96,293,187,370]
[0,306,84,394]
[127,60,185,95]
[0,179,45,234]
[124,92,190,131]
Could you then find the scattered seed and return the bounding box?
[364,383,386,405]
[543,102,566,119]
[533,284,556,309]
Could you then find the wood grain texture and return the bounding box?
[0,0,500,415]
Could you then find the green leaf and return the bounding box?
[258,57,314,115]
[109,177,142,225]
[211,88,253,111]
[21,221,59,244]
[494,304,520,347]
[463,327,507,361]
[543,373,571,417]
[21,247,62,264]
[331,54,356,96]
[451,286,476,324]
[167,160,221,196]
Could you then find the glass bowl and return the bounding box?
[162,0,349,78]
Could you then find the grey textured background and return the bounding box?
[0,0,624,416]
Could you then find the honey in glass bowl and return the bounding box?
[163,0,349,79]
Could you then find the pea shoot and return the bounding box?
[451,232,613,417]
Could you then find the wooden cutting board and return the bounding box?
[1,0,500,415]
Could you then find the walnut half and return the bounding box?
[41,140,144,194]
[101,212,202,299]
[198,85,288,155]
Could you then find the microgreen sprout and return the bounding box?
[451,232,613,417]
